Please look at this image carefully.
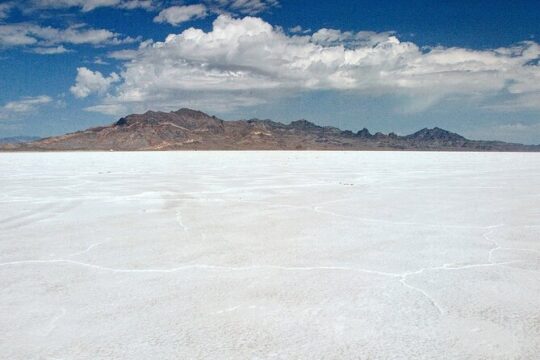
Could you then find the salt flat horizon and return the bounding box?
[1,151,539,359]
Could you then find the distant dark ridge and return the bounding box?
[0,136,41,144]
[1,108,538,152]
[405,127,466,142]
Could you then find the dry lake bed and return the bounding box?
[1,151,539,359]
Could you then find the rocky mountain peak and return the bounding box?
[406,127,466,141]
[356,128,372,138]
[172,108,213,119]
[289,119,320,130]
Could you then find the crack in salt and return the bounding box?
[314,207,505,230]
[175,209,189,232]
[0,258,522,318]
[2,210,534,321]
[483,225,539,264]
[44,308,66,336]
[232,197,510,230]
[0,260,399,276]
[212,305,242,315]
[67,242,103,258]
[399,277,443,315]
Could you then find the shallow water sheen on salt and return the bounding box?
[1,151,539,359]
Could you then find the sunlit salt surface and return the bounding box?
[1,151,539,359]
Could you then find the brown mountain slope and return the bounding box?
[2,108,539,151]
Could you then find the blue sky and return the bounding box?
[0,0,539,143]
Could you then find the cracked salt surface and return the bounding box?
[1,151,539,359]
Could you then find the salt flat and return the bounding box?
[1,151,539,359]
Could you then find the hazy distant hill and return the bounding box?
[0,136,41,144]
[1,109,538,151]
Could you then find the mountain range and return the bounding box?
[1,108,538,151]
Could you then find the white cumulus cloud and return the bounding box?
[70,67,120,98]
[84,103,128,115]
[206,0,279,15]
[28,0,156,12]
[288,25,310,34]
[0,23,139,49]
[30,45,71,54]
[0,95,53,120]
[0,2,15,20]
[79,15,540,114]
[154,5,208,26]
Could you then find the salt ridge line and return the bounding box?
[44,308,67,337]
[399,277,443,315]
[0,260,399,276]
[0,200,80,230]
[313,207,506,230]
[66,242,107,258]
[483,227,540,263]
[486,228,503,264]
[0,258,524,317]
[203,196,511,230]
[175,209,189,232]
[2,199,535,319]
[0,259,525,280]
